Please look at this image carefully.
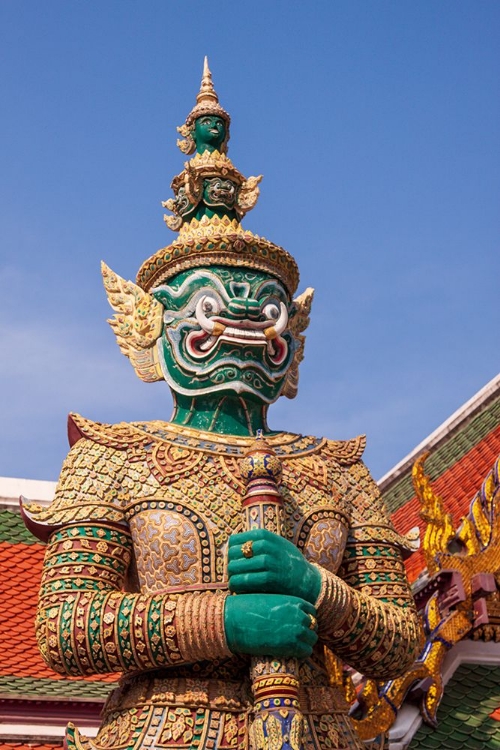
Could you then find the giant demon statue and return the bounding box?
[22,60,422,750]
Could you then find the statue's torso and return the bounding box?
[29,417,398,750]
[99,422,367,749]
[122,426,358,596]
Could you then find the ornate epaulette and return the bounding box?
[348,524,420,559]
[21,419,133,542]
[322,435,366,466]
[68,413,151,450]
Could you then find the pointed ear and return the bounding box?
[289,287,314,334]
[282,287,314,399]
[101,261,164,383]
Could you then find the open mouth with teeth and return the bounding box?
[185,296,289,366]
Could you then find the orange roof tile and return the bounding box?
[0,538,117,687]
[0,541,53,679]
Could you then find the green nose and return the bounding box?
[227,298,261,320]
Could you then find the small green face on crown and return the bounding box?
[152,266,296,404]
[193,115,227,154]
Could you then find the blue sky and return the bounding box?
[1,1,498,482]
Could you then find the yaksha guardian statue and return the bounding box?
[22,60,422,750]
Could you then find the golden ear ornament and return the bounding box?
[176,124,196,156]
[282,287,314,399]
[101,261,164,383]
[238,174,263,215]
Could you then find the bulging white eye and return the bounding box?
[263,302,280,321]
[202,296,220,314]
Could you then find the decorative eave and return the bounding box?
[0,694,103,738]
[379,372,500,492]
[383,374,500,584]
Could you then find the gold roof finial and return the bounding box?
[177,57,231,154]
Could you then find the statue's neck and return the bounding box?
[196,144,218,154]
[170,393,269,436]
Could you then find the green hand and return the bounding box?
[224,593,318,658]
[228,529,322,604]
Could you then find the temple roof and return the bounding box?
[381,374,500,583]
[0,491,115,742]
[0,503,117,703]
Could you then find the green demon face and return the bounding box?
[152,266,295,403]
[193,115,227,153]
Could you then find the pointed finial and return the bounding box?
[197,56,219,106]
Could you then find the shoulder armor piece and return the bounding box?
[344,460,419,559]
[322,435,366,465]
[22,432,130,542]
[20,494,127,543]
[68,413,150,450]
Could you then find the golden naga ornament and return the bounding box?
[334,451,500,742]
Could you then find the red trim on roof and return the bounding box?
[0,697,102,725]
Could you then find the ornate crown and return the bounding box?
[135,58,300,296]
[136,215,299,296]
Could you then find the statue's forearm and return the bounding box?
[314,566,422,680]
[38,588,230,676]
[37,523,230,676]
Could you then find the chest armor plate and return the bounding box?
[125,441,350,594]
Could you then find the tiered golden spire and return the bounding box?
[135,59,300,296]
[196,56,220,108]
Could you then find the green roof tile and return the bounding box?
[410,663,500,749]
[0,509,41,545]
[420,735,441,748]
[0,674,114,700]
